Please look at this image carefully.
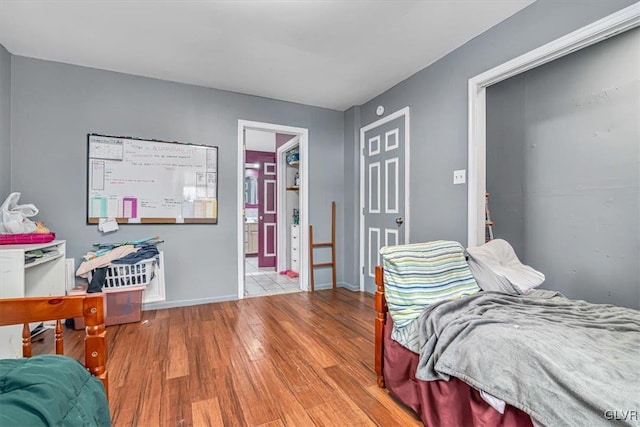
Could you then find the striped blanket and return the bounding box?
[380,240,480,329]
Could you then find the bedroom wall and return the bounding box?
[0,45,10,198]
[342,0,637,288]
[487,28,639,309]
[10,56,345,308]
[486,74,527,257]
[343,105,361,289]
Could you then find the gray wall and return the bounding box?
[487,28,639,309]
[486,73,526,257]
[342,106,361,289]
[10,56,344,308]
[344,0,637,289]
[0,45,10,198]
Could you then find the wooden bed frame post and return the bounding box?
[374,265,387,388]
[83,295,109,398]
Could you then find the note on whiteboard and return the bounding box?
[206,148,217,170]
[91,196,107,217]
[196,172,207,199]
[181,201,194,218]
[91,161,105,190]
[98,218,119,233]
[194,200,206,218]
[107,198,119,218]
[123,197,138,218]
[206,172,217,198]
[89,137,124,160]
[205,200,216,218]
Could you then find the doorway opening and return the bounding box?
[467,4,639,247]
[237,120,309,299]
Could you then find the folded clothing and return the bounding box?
[75,245,138,278]
[111,244,159,264]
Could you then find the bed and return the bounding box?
[374,241,640,427]
[0,295,111,426]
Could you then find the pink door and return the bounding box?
[257,153,277,268]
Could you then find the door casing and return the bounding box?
[467,4,640,247]
[237,120,310,299]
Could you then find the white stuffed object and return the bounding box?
[466,239,545,294]
[0,192,39,234]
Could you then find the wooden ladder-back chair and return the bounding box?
[0,295,109,398]
[308,201,337,292]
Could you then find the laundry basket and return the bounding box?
[99,258,156,290]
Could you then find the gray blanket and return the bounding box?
[416,290,640,427]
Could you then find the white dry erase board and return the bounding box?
[87,134,218,224]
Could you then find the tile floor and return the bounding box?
[244,256,300,297]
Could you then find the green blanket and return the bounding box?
[0,355,111,426]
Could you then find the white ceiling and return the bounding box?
[0,0,534,111]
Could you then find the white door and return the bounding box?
[360,107,410,293]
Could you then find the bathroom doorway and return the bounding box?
[237,121,310,299]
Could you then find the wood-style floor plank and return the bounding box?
[192,398,225,427]
[32,289,420,426]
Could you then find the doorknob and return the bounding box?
[259,215,264,220]
[395,217,404,226]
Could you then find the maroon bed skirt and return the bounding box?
[383,318,532,427]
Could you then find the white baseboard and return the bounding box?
[338,282,359,292]
[142,282,362,311]
[142,294,237,311]
[313,282,360,292]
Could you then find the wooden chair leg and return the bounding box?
[331,201,336,289]
[309,225,315,292]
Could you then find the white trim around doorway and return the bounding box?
[237,120,310,299]
[276,135,300,278]
[467,3,640,247]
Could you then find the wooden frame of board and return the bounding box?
[86,134,219,224]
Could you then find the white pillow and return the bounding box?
[466,255,518,294]
[466,239,545,294]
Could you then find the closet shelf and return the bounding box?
[287,160,299,168]
[286,186,300,191]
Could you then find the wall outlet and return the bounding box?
[453,169,466,184]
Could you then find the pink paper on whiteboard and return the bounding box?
[123,197,138,218]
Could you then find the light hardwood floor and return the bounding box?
[34,289,421,426]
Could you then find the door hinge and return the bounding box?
[362,207,365,215]
[362,266,365,274]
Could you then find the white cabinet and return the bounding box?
[0,240,66,358]
[245,223,258,255]
[291,225,300,273]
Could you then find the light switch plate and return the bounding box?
[453,169,466,184]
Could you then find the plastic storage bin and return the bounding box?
[103,287,144,326]
[73,287,144,329]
